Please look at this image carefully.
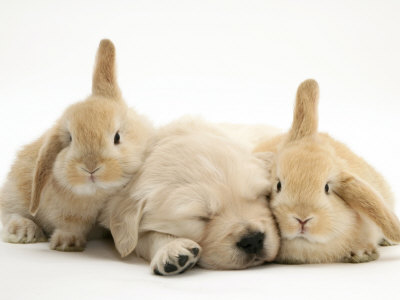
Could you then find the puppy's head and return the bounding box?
[199,198,280,269]
[196,153,280,269]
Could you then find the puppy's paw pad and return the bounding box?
[151,239,201,276]
[50,230,86,252]
[164,263,178,273]
[178,255,189,267]
[191,247,200,257]
[3,216,46,244]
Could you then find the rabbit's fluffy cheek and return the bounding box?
[272,198,356,246]
[96,157,123,183]
[274,208,334,243]
[54,152,125,194]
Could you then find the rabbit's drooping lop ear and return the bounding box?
[30,128,64,215]
[336,172,400,243]
[110,198,145,258]
[288,79,320,142]
[92,39,121,99]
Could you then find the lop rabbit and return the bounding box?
[0,40,153,251]
[255,79,400,263]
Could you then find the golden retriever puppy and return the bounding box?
[99,118,280,275]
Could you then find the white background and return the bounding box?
[0,1,399,299]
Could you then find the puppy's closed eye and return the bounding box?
[198,216,211,223]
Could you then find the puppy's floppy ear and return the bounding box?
[254,151,275,196]
[288,79,320,142]
[92,39,121,99]
[335,171,400,242]
[30,127,65,215]
[110,198,145,258]
[254,151,275,170]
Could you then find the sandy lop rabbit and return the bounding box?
[0,40,153,251]
[254,79,400,263]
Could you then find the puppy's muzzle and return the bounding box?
[236,231,265,254]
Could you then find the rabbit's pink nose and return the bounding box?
[295,217,313,233]
[295,217,312,226]
[81,166,101,175]
[81,166,102,183]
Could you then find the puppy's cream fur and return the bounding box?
[0,40,153,251]
[99,118,280,275]
[218,123,281,150]
[254,79,400,264]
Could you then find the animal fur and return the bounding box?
[254,79,400,264]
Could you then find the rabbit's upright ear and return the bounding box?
[336,171,400,242]
[110,198,145,258]
[30,128,65,215]
[92,39,121,99]
[288,79,320,142]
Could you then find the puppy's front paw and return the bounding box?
[151,239,201,276]
[342,247,379,263]
[3,215,47,243]
[50,230,86,252]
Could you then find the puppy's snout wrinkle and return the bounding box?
[236,231,265,254]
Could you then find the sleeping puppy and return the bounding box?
[99,118,280,275]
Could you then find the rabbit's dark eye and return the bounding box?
[277,181,282,193]
[325,183,329,194]
[114,132,120,145]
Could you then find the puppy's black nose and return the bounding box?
[236,232,265,254]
